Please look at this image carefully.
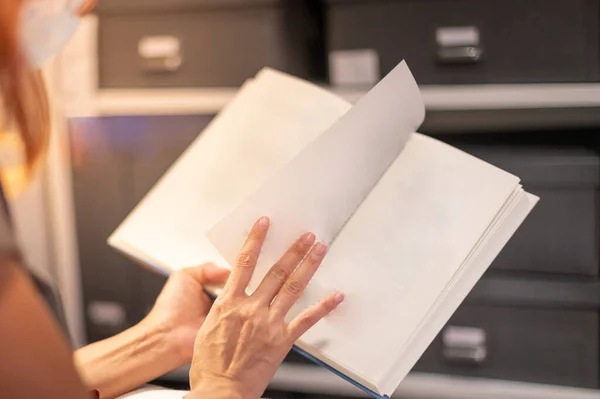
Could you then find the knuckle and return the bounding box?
[283,279,304,296]
[247,300,263,315]
[238,306,255,322]
[266,266,289,285]
[214,289,242,307]
[212,296,230,311]
[236,251,256,269]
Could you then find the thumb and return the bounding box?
[184,263,230,285]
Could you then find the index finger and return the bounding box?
[223,216,270,295]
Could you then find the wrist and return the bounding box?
[135,316,183,370]
[142,311,201,366]
[189,376,245,399]
[74,318,184,398]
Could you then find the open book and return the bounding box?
[108,61,538,399]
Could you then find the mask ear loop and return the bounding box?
[75,0,96,17]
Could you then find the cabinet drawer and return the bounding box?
[414,305,600,388]
[326,0,600,85]
[455,145,600,276]
[97,0,323,88]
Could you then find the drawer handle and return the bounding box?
[138,35,182,73]
[436,26,483,65]
[442,326,487,365]
[437,46,483,64]
[87,301,126,327]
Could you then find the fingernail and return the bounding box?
[314,241,327,256]
[334,292,345,304]
[303,232,316,244]
[258,216,270,227]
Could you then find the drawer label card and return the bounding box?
[329,49,380,87]
[436,26,480,47]
[138,35,181,59]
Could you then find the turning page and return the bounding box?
[207,61,425,293]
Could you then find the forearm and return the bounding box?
[74,319,181,399]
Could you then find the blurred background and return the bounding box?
[11,0,600,398]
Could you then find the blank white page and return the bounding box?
[109,69,352,272]
[208,61,425,293]
[381,191,537,394]
[286,134,520,389]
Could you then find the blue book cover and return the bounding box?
[201,289,387,399]
[291,345,389,399]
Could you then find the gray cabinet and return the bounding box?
[459,146,600,276]
[70,115,213,341]
[414,303,599,388]
[96,0,325,88]
[326,0,600,84]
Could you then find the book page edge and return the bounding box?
[294,340,382,395]
[377,191,539,395]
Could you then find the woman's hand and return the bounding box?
[189,217,344,399]
[143,264,230,366]
[75,265,230,398]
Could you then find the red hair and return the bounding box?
[0,0,50,173]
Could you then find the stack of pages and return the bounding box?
[108,61,538,399]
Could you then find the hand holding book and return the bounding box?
[189,217,344,399]
[109,60,538,398]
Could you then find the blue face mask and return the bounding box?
[19,0,84,68]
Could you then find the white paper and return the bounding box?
[109,68,351,272]
[381,191,538,394]
[109,61,538,397]
[119,386,186,399]
[329,49,380,87]
[207,61,425,293]
[278,134,520,390]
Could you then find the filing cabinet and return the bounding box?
[459,146,600,276]
[70,119,140,341]
[70,115,214,341]
[96,0,325,88]
[414,279,600,388]
[326,0,600,85]
[410,135,600,388]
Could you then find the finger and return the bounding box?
[253,232,316,304]
[270,241,327,317]
[287,292,345,340]
[182,263,230,285]
[223,216,270,295]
